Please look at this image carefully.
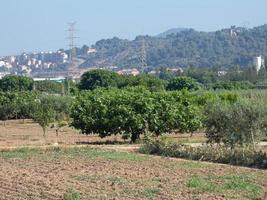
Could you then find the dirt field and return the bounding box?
[0,120,127,148]
[0,120,207,148]
[0,147,266,200]
[0,120,266,199]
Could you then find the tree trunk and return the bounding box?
[131,133,140,143]
[42,127,46,138]
[56,129,59,137]
[251,130,256,151]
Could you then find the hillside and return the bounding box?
[79,25,267,69]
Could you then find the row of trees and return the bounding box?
[1,67,266,95]
[78,69,201,92]
[0,75,74,94]
[79,69,267,93]
[0,92,71,136]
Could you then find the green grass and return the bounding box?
[0,147,147,161]
[0,148,42,159]
[63,189,80,200]
[187,175,262,199]
[141,188,161,198]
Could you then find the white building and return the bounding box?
[254,56,265,72]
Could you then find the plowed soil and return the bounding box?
[0,148,266,200]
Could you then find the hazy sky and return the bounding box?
[1,0,267,56]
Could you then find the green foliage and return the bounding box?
[204,101,267,148]
[70,88,202,142]
[62,189,80,200]
[0,75,33,92]
[0,92,37,123]
[217,91,240,104]
[38,95,72,117]
[166,76,201,91]
[32,98,56,137]
[34,81,64,94]
[78,69,122,90]
[212,81,255,90]
[122,75,165,92]
[187,175,262,199]
[78,70,165,92]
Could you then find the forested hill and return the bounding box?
[80,25,267,68]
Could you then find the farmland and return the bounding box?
[0,120,266,199]
[0,146,267,200]
[0,74,267,199]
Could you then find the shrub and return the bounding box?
[140,138,267,169]
[63,189,80,200]
[204,101,267,149]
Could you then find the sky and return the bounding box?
[1,0,267,56]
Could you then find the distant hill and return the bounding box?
[77,25,267,69]
[156,28,191,38]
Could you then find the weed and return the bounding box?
[141,188,161,198]
[187,175,262,199]
[62,189,80,200]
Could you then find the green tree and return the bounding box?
[32,99,55,137]
[166,76,201,91]
[122,75,165,92]
[78,69,122,90]
[71,88,202,142]
[0,76,33,92]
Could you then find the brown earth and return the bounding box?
[0,148,266,200]
[0,120,206,149]
[0,120,266,200]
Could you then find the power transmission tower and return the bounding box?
[65,22,78,96]
[67,22,78,69]
[140,38,147,72]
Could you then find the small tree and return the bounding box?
[0,103,13,126]
[32,100,55,137]
[78,69,122,90]
[204,101,267,150]
[53,112,68,137]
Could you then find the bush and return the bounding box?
[63,189,80,200]
[204,101,267,149]
[140,138,267,169]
